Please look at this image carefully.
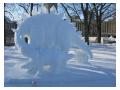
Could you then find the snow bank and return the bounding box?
[103,36,116,43]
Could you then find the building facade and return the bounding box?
[71,16,116,37]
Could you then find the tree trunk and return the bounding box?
[84,19,89,45]
[81,3,90,45]
[30,3,33,16]
[97,23,101,43]
[84,28,89,45]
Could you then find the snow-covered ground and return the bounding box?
[4,43,116,87]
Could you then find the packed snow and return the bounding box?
[4,43,116,87]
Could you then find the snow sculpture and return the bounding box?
[15,13,92,76]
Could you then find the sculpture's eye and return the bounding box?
[24,34,31,44]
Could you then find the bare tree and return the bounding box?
[18,3,41,16]
[61,4,83,22]
[4,3,16,20]
[30,3,33,16]
[80,3,94,45]
[43,3,57,13]
[60,3,73,21]
[61,3,115,44]
[92,3,116,43]
[61,3,94,45]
